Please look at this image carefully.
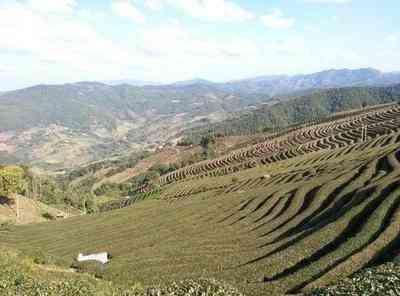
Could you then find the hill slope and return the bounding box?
[2,104,400,295]
[187,84,400,140]
[0,82,265,168]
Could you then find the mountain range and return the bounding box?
[1,68,400,169]
[102,79,162,87]
[219,68,400,95]
[102,68,400,95]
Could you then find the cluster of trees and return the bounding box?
[176,139,194,147]
[38,178,97,214]
[0,164,99,214]
[2,156,178,215]
[93,183,130,198]
[67,151,150,181]
[200,134,217,159]
[0,166,25,201]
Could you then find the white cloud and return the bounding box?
[329,48,360,62]
[377,49,395,57]
[331,15,340,22]
[264,38,308,57]
[304,25,321,33]
[27,0,77,14]
[304,0,351,3]
[145,0,163,10]
[166,0,254,23]
[0,64,10,73]
[261,10,294,29]
[0,1,133,83]
[223,37,259,57]
[0,0,393,90]
[387,35,398,42]
[0,1,259,88]
[111,0,146,22]
[134,21,258,58]
[76,9,93,18]
[76,9,107,21]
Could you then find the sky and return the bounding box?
[0,0,399,90]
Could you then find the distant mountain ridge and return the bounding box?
[1,68,400,169]
[3,68,400,96]
[102,79,162,86]
[169,78,215,87]
[82,68,400,95]
[220,68,400,95]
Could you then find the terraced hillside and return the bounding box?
[161,103,400,184]
[2,104,400,295]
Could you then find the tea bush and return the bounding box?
[309,263,400,296]
[0,248,244,296]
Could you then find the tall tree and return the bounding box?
[0,166,25,222]
[0,166,25,198]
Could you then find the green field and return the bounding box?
[2,104,400,295]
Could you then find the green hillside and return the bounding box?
[0,247,128,296]
[0,247,244,296]
[187,84,400,141]
[2,104,400,295]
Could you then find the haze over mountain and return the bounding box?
[169,78,216,87]
[1,68,400,169]
[102,80,162,87]
[96,68,400,95]
[92,68,400,95]
[220,68,400,95]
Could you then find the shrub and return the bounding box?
[177,139,193,147]
[150,279,245,296]
[42,212,56,220]
[71,261,106,279]
[308,263,400,296]
[200,135,216,149]
[27,249,70,267]
[0,220,15,230]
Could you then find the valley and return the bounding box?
[1,69,400,171]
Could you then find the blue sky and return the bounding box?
[0,0,399,90]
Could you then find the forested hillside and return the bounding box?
[186,84,400,141]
